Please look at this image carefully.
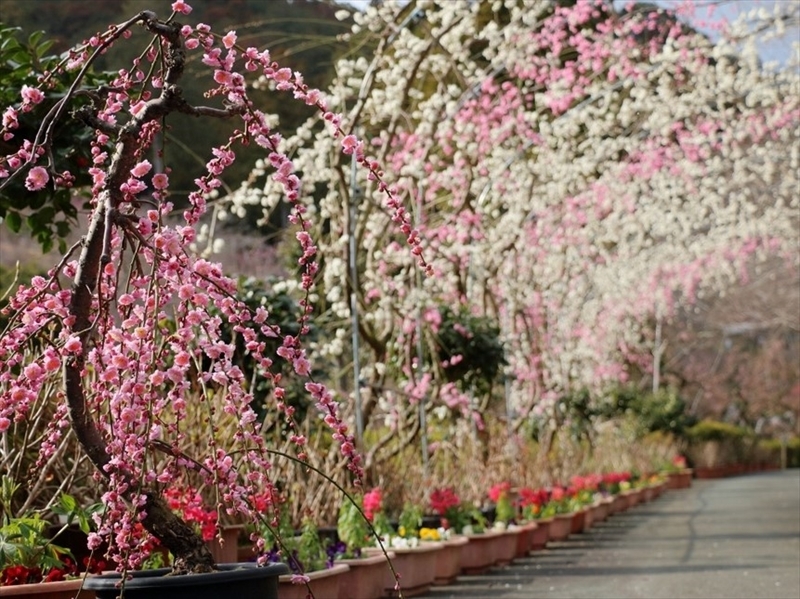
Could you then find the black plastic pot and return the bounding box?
[84,563,289,599]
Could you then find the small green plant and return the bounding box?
[397,502,423,539]
[291,517,327,573]
[489,482,515,524]
[0,476,94,585]
[465,506,487,534]
[336,497,371,556]
[262,509,329,573]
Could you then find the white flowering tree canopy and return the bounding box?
[225,0,799,435]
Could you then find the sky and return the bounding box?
[337,0,798,65]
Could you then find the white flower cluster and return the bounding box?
[230,0,799,442]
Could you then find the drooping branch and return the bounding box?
[60,11,246,574]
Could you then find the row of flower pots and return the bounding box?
[276,482,671,599]
[1,475,684,599]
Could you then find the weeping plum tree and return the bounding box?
[0,1,431,575]
[226,0,799,467]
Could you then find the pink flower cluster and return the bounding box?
[362,488,383,522]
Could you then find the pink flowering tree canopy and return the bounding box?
[0,2,431,574]
[227,0,799,459]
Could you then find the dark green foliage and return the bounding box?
[434,305,505,394]
[601,386,696,436]
[207,276,322,423]
[686,419,751,442]
[0,25,114,252]
[0,0,349,243]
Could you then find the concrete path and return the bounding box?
[417,470,800,599]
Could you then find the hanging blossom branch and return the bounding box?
[0,1,431,577]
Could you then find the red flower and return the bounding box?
[518,487,547,507]
[44,568,67,582]
[488,482,511,503]
[83,556,108,574]
[2,565,42,585]
[429,487,460,515]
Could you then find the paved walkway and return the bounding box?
[417,470,800,599]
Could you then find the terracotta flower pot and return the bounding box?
[336,551,396,599]
[206,524,246,565]
[548,514,572,542]
[621,490,637,510]
[494,527,522,566]
[367,542,443,598]
[610,494,627,514]
[428,536,467,586]
[460,530,505,575]
[0,577,95,599]
[592,499,609,524]
[514,522,538,558]
[530,518,551,551]
[570,509,588,534]
[278,563,350,599]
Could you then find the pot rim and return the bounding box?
[84,562,289,590]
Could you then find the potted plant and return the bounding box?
[359,490,443,597]
[434,493,503,576]
[0,2,432,597]
[567,475,597,534]
[546,487,574,542]
[518,487,553,551]
[264,515,349,599]
[486,482,524,565]
[0,477,107,599]
[333,495,396,599]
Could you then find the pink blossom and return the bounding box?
[214,70,234,86]
[20,85,45,105]
[222,31,237,49]
[341,135,358,155]
[152,173,169,189]
[64,336,82,353]
[289,574,310,585]
[2,107,18,128]
[171,0,192,14]
[131,160,152,178]
[293,356,310,376]
[362,488,383,521]
[25,166,49,190]
[130,100,147,116]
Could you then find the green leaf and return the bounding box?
[27,31,43,47]
[5,211,21,233]
[58,493,77,515]
[39,233,53,254]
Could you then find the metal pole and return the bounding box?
[653,303,662,394]
[349,154,364,447]
[415,182,429,472]
[416,315,429,471]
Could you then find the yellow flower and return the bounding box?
[419,527,440,541]
[398,526,406,538]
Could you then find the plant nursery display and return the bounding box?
[0,0,797,597]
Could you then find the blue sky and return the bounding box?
[338,0,797,64]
